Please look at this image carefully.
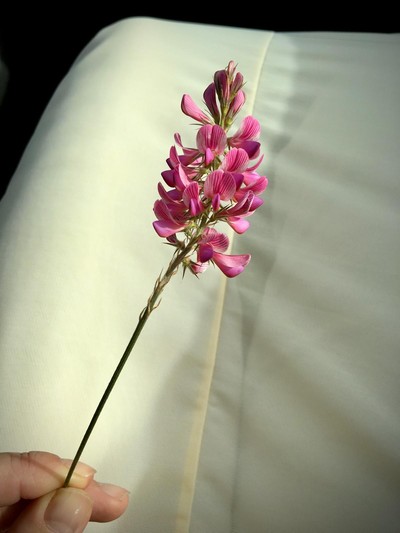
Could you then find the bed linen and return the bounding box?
[0,17,399,532]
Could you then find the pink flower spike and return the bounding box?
[212,252,251,278]
[181,94,210,124]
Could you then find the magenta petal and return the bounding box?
[198,243,214,262]
[231,70,244,93]
[205,147,214,166]
[204,170,236,201]
[214,69,230,101]
[175,165,191,190]
[212,193,221,211]
[241,140,261,159]
[201,228,229,252]
[161,169,175,187]
[157,182,182,203]
[203,82,220,122]
[232,116,260,142]
[181,94,210,124]
[212,252,251,278]
[183,182,203,216]
[197,125,227,157]
[222,148,249,172]
[153,220,185,238]
[228,90,246,116]
[227,216,250,234]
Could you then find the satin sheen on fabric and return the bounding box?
[0,18,399,532]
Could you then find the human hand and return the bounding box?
[0,451,129,532]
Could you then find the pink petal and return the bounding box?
[226,216,250,234]
[157,182,181,203]
[153,220,186,238]
[183,182,203,216]
[222,148,249,172]
[201,228,229,252]
[241,140,261,159]
[198,243,214,262]
[246,154,264,172]
[161,169,175,187]
[181,94,210,124]
[231,70,244,94]
[204,170,237,201]
[231,116,260,143]
[196,125,227,157]
[214,69,230,101]
[212,193,221,211]
[203,82,220,123]
[175,165,191,190]
[212,252,251,278]
[228,90,246,116]
[205,147,214,166]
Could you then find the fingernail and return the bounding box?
[98,482,130,501]
[44,488,92,533]
[61,459,97,478]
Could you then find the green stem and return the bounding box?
[63,240,196,487]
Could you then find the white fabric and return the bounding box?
[0,17,399,532]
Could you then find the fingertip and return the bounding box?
[44,488,93,532]
[10,488,93,532]
[85,481,130,522]
[97,483,130,502]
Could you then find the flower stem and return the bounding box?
[63,240,196,487]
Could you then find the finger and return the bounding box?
[84,480,130,522]
[0,451,96,505]
[8,487,92,533]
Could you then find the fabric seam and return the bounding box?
[176,31,275,533]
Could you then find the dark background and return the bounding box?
[0,8,397,199]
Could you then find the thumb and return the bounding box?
[10,487,93,533]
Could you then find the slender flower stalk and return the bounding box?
[63,61,267,487]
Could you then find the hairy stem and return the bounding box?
[63,240,196,487]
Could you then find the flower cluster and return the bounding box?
[152,61,267,278]
[63,61,268,488]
